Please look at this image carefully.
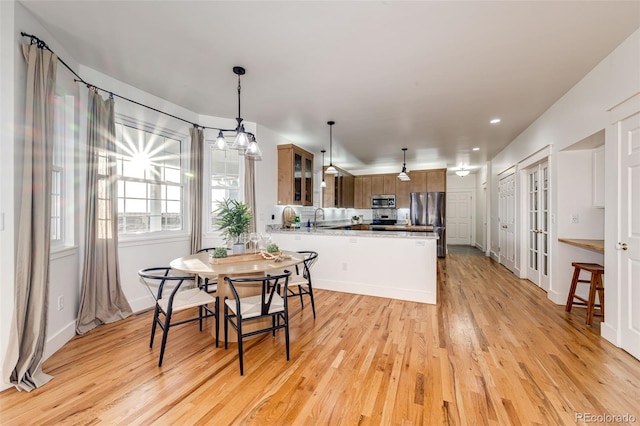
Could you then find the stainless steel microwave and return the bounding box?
[371,195,396,209]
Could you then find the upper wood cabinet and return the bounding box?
[354,176,372,209]
[371,174,396,195]
[277,144,314,206]
[323,166,354,208]
[426,169,447,192]
[396,171,430,208]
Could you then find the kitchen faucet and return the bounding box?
[313,208,325,229]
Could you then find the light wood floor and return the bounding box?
[1,254,639,425]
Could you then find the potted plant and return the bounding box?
[213,199,253,254]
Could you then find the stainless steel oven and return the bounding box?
[371,194,396,209]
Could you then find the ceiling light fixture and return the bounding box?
[213,66,261,159]
[472,147,480,151]
[397,148,411,181]
[456,168,470,177]
[490,118,501,124]
[320,150,327,188]
[325,121,338,175]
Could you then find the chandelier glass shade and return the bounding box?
[397,148,411,181]
[213,66,261,159]
[324,121,338,175]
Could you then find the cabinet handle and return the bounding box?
[617,242,629,251]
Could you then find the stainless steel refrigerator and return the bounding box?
[410,192,446,258]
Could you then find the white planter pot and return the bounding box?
[232,243,245,254]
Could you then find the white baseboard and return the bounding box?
[474,242,486,253]
[44,319,77,361]
[129,295,154,314]
[547,289,566,305]
[490,250,499,261]
[314,279,436,305]
[600,322,619,347]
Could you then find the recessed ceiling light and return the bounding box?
[490,118,501,124]
[472,147,480,151]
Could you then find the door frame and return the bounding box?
[517,145,553,283]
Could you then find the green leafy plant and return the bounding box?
[212,247,228,258]
[266,243,280,253]
[213,199,253,245]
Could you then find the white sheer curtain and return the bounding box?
[76,89,132,335]
[3,44,57,391]
[189,127,204,253]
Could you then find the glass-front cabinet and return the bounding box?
[277,144,314,206]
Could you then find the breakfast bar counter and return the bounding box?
[269,228,438,304]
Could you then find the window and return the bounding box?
[114,123,185,234]
[207,141,242,232]
[51,94,74,248]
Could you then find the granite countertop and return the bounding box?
[269,226,438,239]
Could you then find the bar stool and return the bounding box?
[565,262,605,325]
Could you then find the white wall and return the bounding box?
[0,0,16,390]
[489,29,639,348]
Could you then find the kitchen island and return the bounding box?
[269,227,438,304]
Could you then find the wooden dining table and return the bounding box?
[169,250,304,342]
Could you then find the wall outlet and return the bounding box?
[57,295,64,311]
[570,214,579,224]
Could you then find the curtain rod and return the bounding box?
[20,32,240,133]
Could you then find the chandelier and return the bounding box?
[214,66,261,159]
[456,168,470,177]
[397,148,411,181]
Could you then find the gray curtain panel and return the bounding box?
[244,156,257,233]
[189,127,204,253]
[3,44,57,391]
[76,89,132,335]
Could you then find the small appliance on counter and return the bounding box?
[372,208,397,225]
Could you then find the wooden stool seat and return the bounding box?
[565,262,604,326]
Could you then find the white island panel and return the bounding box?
[272,232,437,304]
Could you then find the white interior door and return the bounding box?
[526,161,550,291]
[619,110,640,359]
[499,174,516,272]
[446,191,472,245]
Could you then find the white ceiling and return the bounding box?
[19,0,640,175]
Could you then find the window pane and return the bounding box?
[115,122,184,234]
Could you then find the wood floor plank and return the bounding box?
[1,253,640,425]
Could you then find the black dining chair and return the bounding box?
[224,271,292,375]
[138,267,219,367]
[286,251,319,318]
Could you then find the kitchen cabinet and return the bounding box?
[277,144,314,206]
[593,145,604,208]
[371,174,396,195]
[354,176,372,209]
[396,171,428,208]
[426,169,447,192]
[323,166,354,208]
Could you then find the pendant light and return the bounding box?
[320,149,327,188]
[325,121,338,175]
[397,148,411,181]
[213,66,261,158]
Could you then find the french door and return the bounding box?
[525,161,550,290]
[498,173,516,272]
